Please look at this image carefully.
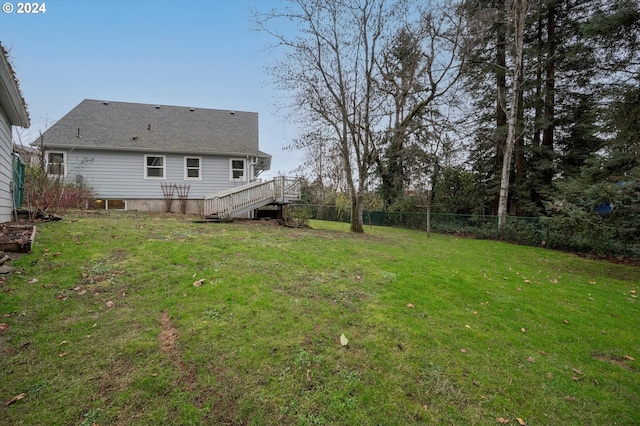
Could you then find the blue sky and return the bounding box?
[0,0,301,177]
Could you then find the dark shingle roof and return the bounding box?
[34,99,263,156]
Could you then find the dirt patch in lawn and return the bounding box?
[159,311,197,390]
[159,311,180,356]
[592,353,638,372]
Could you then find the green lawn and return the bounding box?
[1,212,639,425]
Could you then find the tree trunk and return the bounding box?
[498,0,527,229]
[542,1,555,185]
[493,6,508,215]
[350,192,364,233]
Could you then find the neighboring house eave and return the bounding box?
[0,45,30,128]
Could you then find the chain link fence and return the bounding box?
[290,204,639,258]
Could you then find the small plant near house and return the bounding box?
[175,184,190,214]
[287,204,312,227]
[22,142,93,217]
[160,184,191,214]
[160,183,175,213]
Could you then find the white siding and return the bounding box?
[0,111,13,223]
[66,149,247,199]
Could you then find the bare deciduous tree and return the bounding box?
[376,3,465,206]
[255,0,398,232]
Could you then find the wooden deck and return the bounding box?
[203,176,301,221]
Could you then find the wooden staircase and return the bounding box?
[203,176,301,221]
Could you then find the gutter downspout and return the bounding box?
[248,155,260,182]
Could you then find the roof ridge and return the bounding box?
[82,98,257,115]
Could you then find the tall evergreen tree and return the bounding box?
[460,0,639,218]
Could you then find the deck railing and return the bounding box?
[204,176,301,220]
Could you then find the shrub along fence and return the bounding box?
[290,204,639,258]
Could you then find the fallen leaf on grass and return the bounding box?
[58,352,68,357]
[521,328,526,333]
[572,368,584,375]
[0,323,9,331]
[406,303,415,308]
[59,341,68,346]
[526,357,535,363]
[539,351,548,356]
[623,355,635,361]
[516,418,526,426]
[5,393,25,406]
[306,369,311,382]
[105,301,114,308]
[27,278,38,284]
[460,349,467,353]
[193,279,205,287]
[340,334,348,346]
[563,320,570,325]
[497,418,509,424]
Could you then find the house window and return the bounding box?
[46,151,66,176]
[184,157,201,180]
[230,158,245,181]
[92,199,125,210]
[145,155,165,179]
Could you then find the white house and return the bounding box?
[34,99,275,214]
[0,45,30,223]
